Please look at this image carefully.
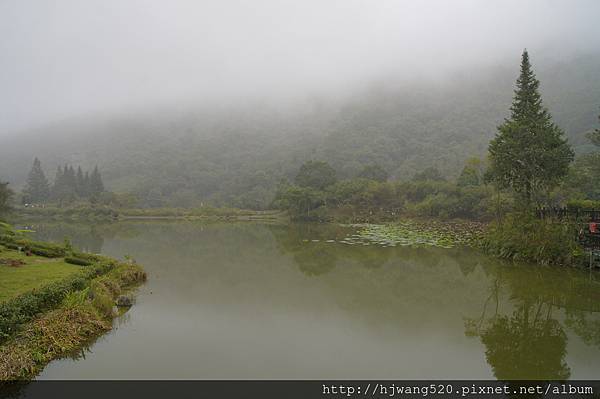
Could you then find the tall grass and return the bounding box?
[482,212,584,266]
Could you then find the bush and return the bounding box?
[65,257,92,266]
[3,243,19,251]
[0,234,67,258]
[89,280,115,318]
[28,246,64,258]
[71,251,103,263]
[566,199,600,211]
[482,212,584,266]
[15,205,119,220]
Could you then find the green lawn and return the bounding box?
[0,248,82,303]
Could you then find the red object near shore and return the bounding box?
[590,222,598,234]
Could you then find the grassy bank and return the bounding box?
[481,212,585,266]
[0,223,146,380]
[13,205,119,221]
[12,205,287,222]
[0,252,81,303]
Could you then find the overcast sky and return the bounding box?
[1,0,599,134]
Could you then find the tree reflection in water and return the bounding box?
[466,264,600,380]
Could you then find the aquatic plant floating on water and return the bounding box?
[340,221,484,249]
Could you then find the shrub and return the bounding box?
[29,246,64,258]
[62,288,90,309]
[0,233,67,257]
[566,199,600,211]
[482,212,584,266]
[65,257,92,266]
[71,251,103,263]
[89,280,115,318]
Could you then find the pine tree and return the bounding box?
[51,165,77,204]
[587,108,600,147]
[51,165,65,201]
[83,171,91,198]
[22,158,50,204]
[0,181,14,216]
[488,50,574,206]
[76,166,85,197]
[89,166,105,197]
[65,165,77,194]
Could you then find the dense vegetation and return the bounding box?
[273,169,505,222]
[487,50,574,207]
[481,213,583,265]
[1,51,599,268]
[0,222,146,379]
[0,183,13,217]
[273,50,599,267]
[1,54,599,209]
[22,159,106,205]
[0,261,114,343]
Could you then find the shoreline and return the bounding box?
[0,228,146,381]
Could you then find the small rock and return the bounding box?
[115,294,134,307]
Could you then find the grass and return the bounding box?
[0,305,112,380]
[12,204,289,223]
[0,248,82,303]
[482,212,584,266]
[0,255,146,380]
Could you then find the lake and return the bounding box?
[18,220,600,379]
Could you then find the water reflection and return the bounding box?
[26,221,600,379]
[465,264,600,380]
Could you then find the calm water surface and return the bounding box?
[20,221,600,379]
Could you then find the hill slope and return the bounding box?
[2,54,600,209]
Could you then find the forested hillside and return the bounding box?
[2,54,600,209]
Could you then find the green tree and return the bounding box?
[83,171,91,197]
[0,182,14,217]
[51,166,65,202]
[457,157,485,187]
[89,166,105,197]
[76,166,85,197]
[22,158,50,204]
[566,108,600,199]
[294,160,336,190]
[586,108,600,147]
[488,50,574,206]
[65,165,77,193]
[412,166,445,182]
[357,163,389,182]
[51,165,76,204]
[274,184,325,219]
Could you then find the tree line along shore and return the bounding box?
[1,50,600,268]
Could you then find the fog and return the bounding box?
[1,0,599,134]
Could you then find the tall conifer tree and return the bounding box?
[22,158,50,203]
[83,171,91,197]
[76,166,85,197]
[89,166,105,196]
[65,165,77,193]
[0,182,13,216]
[51,164,77,204]
[488,50,574,206]
[51,166,65,201]
[587,108,600,147]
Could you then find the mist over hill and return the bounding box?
[2,53,600,209]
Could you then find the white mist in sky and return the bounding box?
[1,0,599,133]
